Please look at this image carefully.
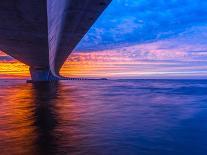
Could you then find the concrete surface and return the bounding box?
[0,0,112,81]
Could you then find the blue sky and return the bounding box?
[77,0,207,50]
[64,0,207,78]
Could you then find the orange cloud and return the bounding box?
[1,38,207,79]
[0,58,29,79]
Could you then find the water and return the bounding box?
[0,79,207,155]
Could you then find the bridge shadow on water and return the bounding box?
[32,82,61,155]
[30,82,83,155]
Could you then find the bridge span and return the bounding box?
[0,0,112,81]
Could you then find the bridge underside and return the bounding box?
[0,0,111,81]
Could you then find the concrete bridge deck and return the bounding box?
[0,0,112,81]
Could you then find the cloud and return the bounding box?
[61,26,207,78]
[0,56,14,61]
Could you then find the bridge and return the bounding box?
[0,0,112,81]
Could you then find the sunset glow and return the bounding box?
[1,0,207,79]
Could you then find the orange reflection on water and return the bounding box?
[0,82,91,155]
[0,83,36,155]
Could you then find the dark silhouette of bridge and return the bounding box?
[0,0,111,81]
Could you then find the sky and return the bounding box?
[1,0,207,79]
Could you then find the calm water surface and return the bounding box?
[0,79,207,155]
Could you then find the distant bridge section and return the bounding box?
[0,0,112,81]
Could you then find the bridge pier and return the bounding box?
[29,67,58,82]
[0,0,112,80]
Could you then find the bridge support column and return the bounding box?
[29,67,58,81]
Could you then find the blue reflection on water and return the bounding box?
[0,79,207,155]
